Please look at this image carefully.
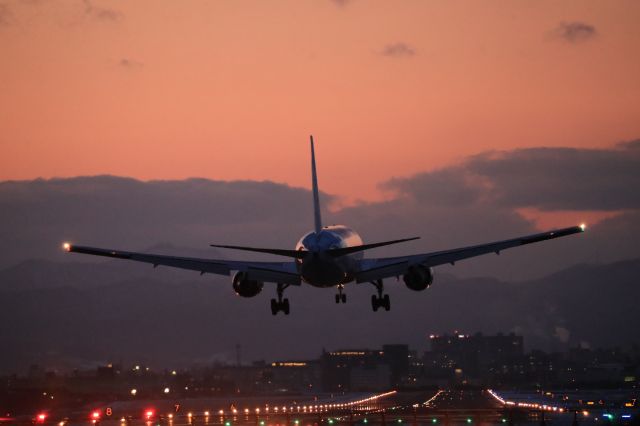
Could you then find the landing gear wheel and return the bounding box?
[335,285,347,304]
[370,279,389,312]
[270,283,290,315]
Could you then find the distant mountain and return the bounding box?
[0,257,639,374]
[0,244,225,292]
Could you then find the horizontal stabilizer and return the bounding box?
[327,237,420,257]
[211,237,419,258]
[210,244,306,259]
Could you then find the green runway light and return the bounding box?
[604,414,614,420]
[363,420,368,424]
[295,420,300,425]
[260,422,265,426]
[466,418,472,423]
[225,421,232,426]
[328,419,334,424]
[432,419,437,423]
[397,420,402,424]
[501,419,507,423]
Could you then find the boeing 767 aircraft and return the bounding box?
[63,136,585,315]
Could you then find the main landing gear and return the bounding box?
[370,279,390,312]
[271,283,290,315]
[335,284,347,304]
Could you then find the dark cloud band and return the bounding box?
[384,141,640,211]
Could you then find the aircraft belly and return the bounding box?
[300,255,354,287]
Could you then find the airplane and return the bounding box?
[62,136,586,315]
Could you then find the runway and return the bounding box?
[7,389,636,426]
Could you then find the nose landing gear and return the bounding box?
[270,283,290,315]
[335,284,347,303]
[370,279,390,311]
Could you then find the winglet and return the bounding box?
[310,135,323,234]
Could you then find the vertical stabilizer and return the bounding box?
[310,135,323,234]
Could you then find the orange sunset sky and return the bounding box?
[1,0,639,205]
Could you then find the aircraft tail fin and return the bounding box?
[310,135,323,234]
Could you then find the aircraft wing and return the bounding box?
[355,225,585,283]
[63,244,301,285]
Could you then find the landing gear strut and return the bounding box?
[271,283,290,315]
[370,279,390,312]
[335,284,347,304]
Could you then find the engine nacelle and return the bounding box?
[232,272,264,298]
[402,265,434,291]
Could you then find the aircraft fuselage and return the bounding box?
[295,225,363,287]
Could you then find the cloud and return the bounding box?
[382,167,487,207]
[553,326,571,343]
[385,141,640,211]
[0,3,12,26]
[1,140,639,282]
[381,42,416,58]
[83,0,122,22]
[119,58,143,69]
[553,21,597,43]
[0,176,330,269]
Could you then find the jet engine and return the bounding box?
[402,265,434,291]
[232,272,264,297]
